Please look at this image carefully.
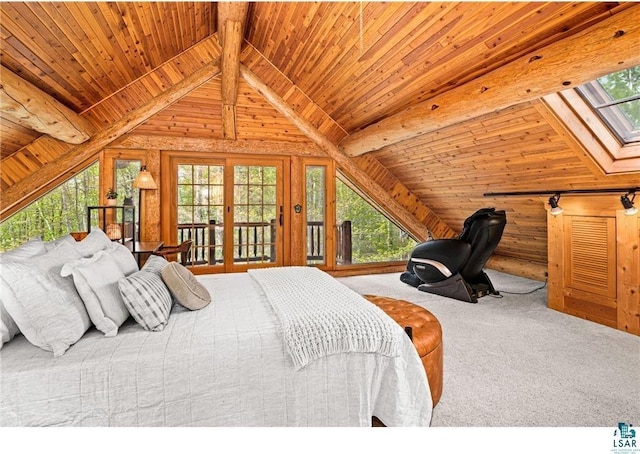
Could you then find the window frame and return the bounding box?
[576,67,640,145]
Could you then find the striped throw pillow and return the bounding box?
[118,271,172,332]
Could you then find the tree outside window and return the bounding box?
[335,175,416,264]
[0,162,99,251]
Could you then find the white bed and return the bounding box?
[0,271,432,427]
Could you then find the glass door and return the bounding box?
[229,161,284,271]
[176,162,225,268]
[172,156,285,272]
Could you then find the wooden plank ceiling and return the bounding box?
[1,2,639,274]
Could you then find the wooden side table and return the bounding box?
[126,241,164,267]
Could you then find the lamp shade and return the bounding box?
[132,166,157,190]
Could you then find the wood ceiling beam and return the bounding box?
[1,60,221,218]
[218,2,248,140]
[240,64,429,242]
[340,5,640,157]
[0,66,96,145]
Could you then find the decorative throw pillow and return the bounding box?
[75,228,113,258]
[0,238,45,349]
[161,262,211,310]
[0,242,91,356]
[44,233,76,252]
[107,242,139,276]
[61,250,130,337]
[119,271,172,332]
[141,254,168,276]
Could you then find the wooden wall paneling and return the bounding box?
[1,2,98,109]
[352,154,456,239]
[616,210,640,335]
[289,155,305,265]
[546,195,640,333]
[340,6,640,156]
[0,119,42,159]
[240,63,429,242]
[240,44,348,144]
[114,135,322,158]
[142,149,161,242]
[159,151,174,246]
[547,203,565,312]
[0,60,221,220]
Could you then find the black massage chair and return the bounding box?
[400,208,507,303]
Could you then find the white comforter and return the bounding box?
[0,272,432,427]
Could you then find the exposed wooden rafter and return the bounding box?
[0,67,96,144]
[1,59,221,219]
[218,2,248,140]
[340,7,640,157]
[241,63,431,242]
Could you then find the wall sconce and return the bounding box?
[621,191,638,216]
[548,193,563,215]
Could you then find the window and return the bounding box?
[577,65,640,144]
[114,159,140,239]
[306,165,326,265]
[0,162,99,251]
[335,174,416,265]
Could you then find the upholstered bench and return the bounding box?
[364,295,443,407]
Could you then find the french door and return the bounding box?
[170,156,285,272]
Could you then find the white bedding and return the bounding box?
[0,272,432,427]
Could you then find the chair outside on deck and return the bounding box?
[152,240,192,266]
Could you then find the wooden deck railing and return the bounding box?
[177,219,352,266]
[336,220,352,265]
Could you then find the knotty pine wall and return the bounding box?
[371,100,640,279]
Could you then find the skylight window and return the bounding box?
[577,65,640,144]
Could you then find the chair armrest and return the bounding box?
[411,257,453,277]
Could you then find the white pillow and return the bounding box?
[0,302,19,349]
[0,242,91,356]
[0,236,45,261]
[61,250,130,337]
[119,271,172,332]
[107,242,139,276]
[0,236,46,349]
[44,233,76,252]
[75,228,113,258]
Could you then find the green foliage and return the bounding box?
[336,178,416,264]
[597,65,640,128]
[0,162,100,251]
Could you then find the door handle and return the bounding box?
[279,205,284,226]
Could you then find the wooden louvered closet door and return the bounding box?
[562,215,617,326]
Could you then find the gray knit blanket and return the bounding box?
[248,267,402,370]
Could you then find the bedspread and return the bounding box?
[0,272,432,427]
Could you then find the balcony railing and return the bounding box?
[177,219,352,266]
